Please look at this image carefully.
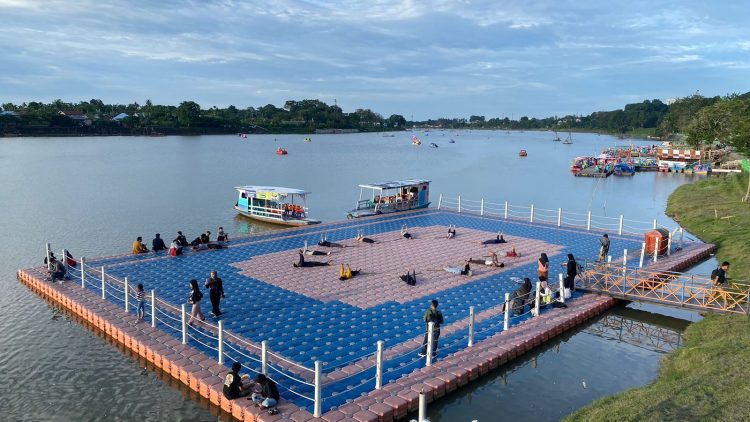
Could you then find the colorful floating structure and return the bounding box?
[234,186,320,226]
[519,150,528,157]
[276,147,288,155]
[347,179,430,218]
[411,135,422,146]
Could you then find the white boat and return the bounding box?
[553,131,561,142]
[234,186,320,226]
[562,132,573,144]
[347,179,431,218]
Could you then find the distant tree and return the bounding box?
[387,114,406,127]
[177,101,201,127]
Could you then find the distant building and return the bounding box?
[666,98,677,105]
[112,112,129,121]
[59,110,92,126]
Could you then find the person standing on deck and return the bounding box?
[187,279,205,326]
[562,254,578,292]
[598,234,610,262]
[538,253,549,281]
[419,300,444,357]
[205,270,225,317]
[132,237,149,254]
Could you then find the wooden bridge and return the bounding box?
[576,262,750,315]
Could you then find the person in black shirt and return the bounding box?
[152,233,167,252]
[419,300,444,357]
[176,231,189,247]
[562,254,578,291]
[251,374,280,409]
[709,261,730,304]
[223,362,251,400]
[205,270,225,317]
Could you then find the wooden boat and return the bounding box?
[519,150,528,157]
[347,179,430,218]
[234,186,320,226]
[276,148,288,155]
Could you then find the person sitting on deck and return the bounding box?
[505,246,519,257]
[132,237,149,254]
[446,225,456,239]
[176,231,189,247]
[191,243,226,252]
[189,235,203,246]
[510,278,532,316]
[401,224,413,239]
[399,269,417,286]
[217,227,229,243]
[65,251,77,267]
[293,250,331,267]
[469,252,505,267]
[152,233,167,252]
[318,234,344,248]
[355,231,375,244]
[339,264,361,281]
[251,374,280,411]
[169,239,183,256]
[223,362,252,400]
[481,232,506,245]
[48,256,67,281]
[201,231,211,244]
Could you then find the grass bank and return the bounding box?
[566,173,750,422]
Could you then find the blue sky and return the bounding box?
[1,0,748,119]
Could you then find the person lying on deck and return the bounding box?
[469,251,505,267]
[356,232,376,243]
[481,233,506,245]
[191,243,226,252]
[302,246,331,256]
[446,225,456,239]
[401,224,413,239]
[293,250,331,267]
[399,269,417,286]
[339,264,361,280]
[318,234,344,248]
[444,260,472,276]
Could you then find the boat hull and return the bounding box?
[235,207,320,226]
[347,203,430,219]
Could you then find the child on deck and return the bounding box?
[136,283,145,320]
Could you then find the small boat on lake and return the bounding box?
[303,137,312,142]
[553,131,561,142]
[448,139,455,143]
[519,150,528,157]
[276,147,288,155]
[429,143,438,148]
[562,133,573,144]
[411,135,422,146]
[234,186,320,226]
[347,179,431,218]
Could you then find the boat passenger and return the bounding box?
[152,233,167,252]
[538,253,549,281]
[132,236,149,254]
[293,250,331,267]
[339,264,361,281]
[446,225,456,239]
[401,224,413,239]
[217,227,229,242]
[399,269,417,286]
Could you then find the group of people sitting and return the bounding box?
[223,362,281,415]
[132,227,230,256]
[44,251,77,282]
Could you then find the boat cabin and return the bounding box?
[234,186,320,226]
[348,179,430,218]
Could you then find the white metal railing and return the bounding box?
[437,195,681,235]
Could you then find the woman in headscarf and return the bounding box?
[537,253,549,281]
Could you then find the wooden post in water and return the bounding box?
[375,340,384,390]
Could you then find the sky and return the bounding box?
[1,0,749,119]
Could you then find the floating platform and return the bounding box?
[18,209,712,421]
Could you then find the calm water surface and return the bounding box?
[0,131,709,421]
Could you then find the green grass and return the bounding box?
[566,173,750,422]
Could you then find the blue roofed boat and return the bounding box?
[347,179,431,218]
[234,186,321,226]
[613,162,636,176]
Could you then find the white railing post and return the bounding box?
[124,277,130,312]
[667,232,673,256]
[437,193,442,210]
[618,215,624,235]
[534,281,541,316]
[559,273,565,303]
[313,361,322,418]
[586,211,592,231]
[261,340,268,375]
[181,304,187,344]
[530,204,534,223]
[101,267,106,300]
[80,257,86,288]
[218,320,224,364]
[45,242,52,270]
[457,195,461,213]
[557,208,562,227]
[426,322,435,366]
[654,237,660,262]
[639,242,646,268]
[653,219,657,229]
[607,255,612,263]
[480,198,484,216]
[418,391,427,422]
[61,249,68,271]
[375,340,384,390]
[503,293,510,330]
[468,306,475,347]
[150,290,156,327]
[623,249,628,270]
[504,201,508,219]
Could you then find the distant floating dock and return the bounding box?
[18,205,714,421]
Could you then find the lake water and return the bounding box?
[0,131,709,421]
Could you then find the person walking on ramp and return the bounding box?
[419,299,444,357]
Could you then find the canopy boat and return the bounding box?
[411,135,422,146]
[562,133,573,144]
[347,179,430,218]
[613,162,636,176]
[519,150,528,157]
[234,186,320,226]
[276,147,288,155]
[553,131,561,142]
